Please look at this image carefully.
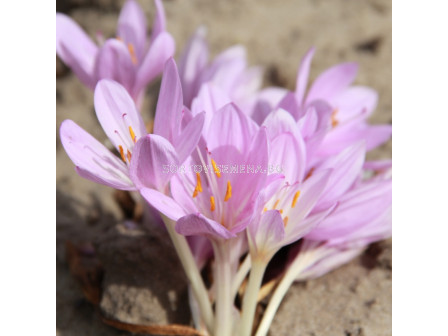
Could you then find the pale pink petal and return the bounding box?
[248,210,285,256]
[307,180,391,241]
[363,124,392,150]
[231,66,263,103]
[150,0,166,43]
[175,112,205,163]
[284,205,335,246]
[201,45,246,93]
[94,79,146,150]
[117,0,147,60]
[277,92,301,120]
[93,39,136,95]
[178,26,209,106]
[306,62,358,103]
[56,13,98,89]
[251,87,288,124]
[262,108,300,140]
[314,141,366,209]
[176,213,236,240]
[297,106,319,139]
[129,134,179,191]
[295,47,315,106]
[317,122,391,158]
[332,86,378,121]
[191,83,231,131]
[153,57,183,142]
[363,159,392,172]
[207,103,258,152]
[296,242,364,280]
[170,173,199,214]
[60,120,133,190]
[269,132,306,184]
[134,32,175,94]
[286,169,332,224]
[140,187,186,221]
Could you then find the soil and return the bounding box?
[56,0,392,335]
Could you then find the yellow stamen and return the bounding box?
[291,191,301,208]
[127,149,132,163]
[129,126,136,143]
[210,196,216,211]
[192,172,202,198]
[224,180,232,201]
[283,216,289,227]
[211,159,221,178]
[263,207,268,213]
[278,209,283,214]
[128,43,138,65]
[273,199,280,209]
[118,145,126,163]
[195,172,203,192]
[331,109,339,128]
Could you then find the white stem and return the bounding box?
[239,258,268,336]
[212,241,233,336]
[162,216,214,333]
[232,254,252,298]
[255,243,319,336]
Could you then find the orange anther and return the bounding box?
[304,167,315,181]
[273,199,280,209]
[192,172,203,198]
[129,126,137,143]
[127,43,138,65]
[292,191,301,208]
[331,109,339,128]
[211,159,221,178]
[224,180,232,201]
[119,145,126,163]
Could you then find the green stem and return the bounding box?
[212,241,233,336]
[162,216,214,333]
[239,258,268,336]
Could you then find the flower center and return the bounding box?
[264,189,301,228]
[115,113,138,164]
[189,149,235,225]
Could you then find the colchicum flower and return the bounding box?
[178,27,264,112]
[60,60,205,192]
[58,3,391,333]
[56,0,175,105]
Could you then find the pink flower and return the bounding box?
[60,59,204,192]
[56,0,175,105]
[139,102,269,240]
[295,162,392,280]
[178,27,263,111]
[252,48,391,165]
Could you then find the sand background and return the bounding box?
[56,0,392,335]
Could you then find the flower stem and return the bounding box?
[255,243,318,336]
[212,241,233,336]
[239,258,267,336]
[162,216,214,334]
[232,254,251,299]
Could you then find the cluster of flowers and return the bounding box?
[57,1,391,335]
